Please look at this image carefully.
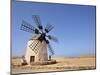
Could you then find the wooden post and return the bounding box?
[49,55,51,61]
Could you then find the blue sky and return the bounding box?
[12,0,96,57]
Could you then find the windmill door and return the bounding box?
[30,56,35,62]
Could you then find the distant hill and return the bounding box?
[79,54,95,58]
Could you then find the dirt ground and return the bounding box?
[11,56,96,74]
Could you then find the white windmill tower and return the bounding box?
[20,15,58,64]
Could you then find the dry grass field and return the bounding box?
[11,56,96,74]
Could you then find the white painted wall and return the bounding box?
[25,39,48,64]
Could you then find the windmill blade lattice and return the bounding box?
[48,43,54,56]
[45,24,54,33]
[32,15,43,30]
[47,35,58,43]
[21,20,37,33]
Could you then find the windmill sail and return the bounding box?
[32,15,43,30]
[47,35,58,43]
[48,44,54,56]
[21,20,37,33]
[45,24,54,33]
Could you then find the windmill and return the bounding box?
[20,15,58,64]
